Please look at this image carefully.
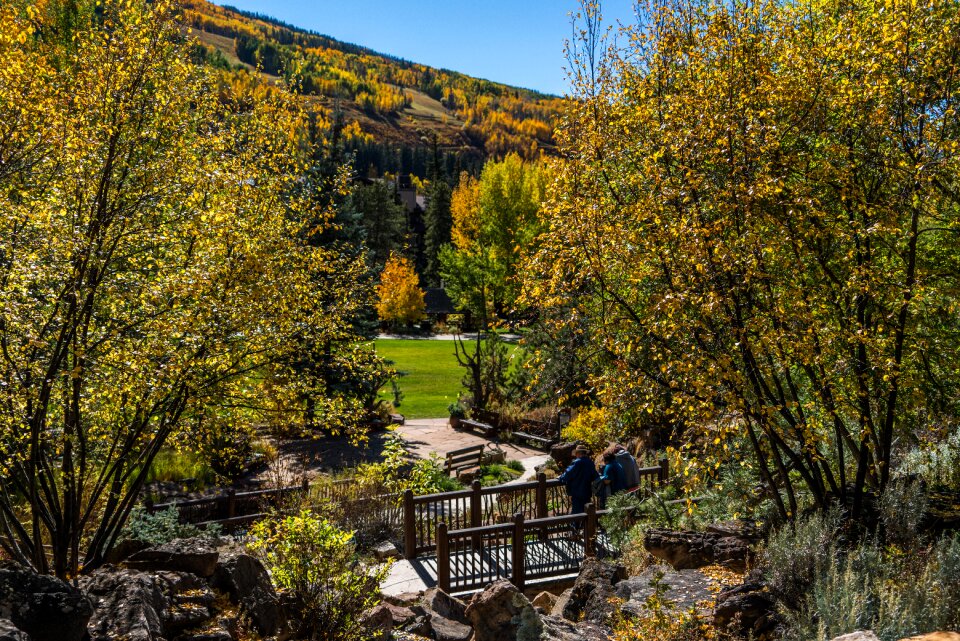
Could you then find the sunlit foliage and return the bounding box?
[527,0,960,518]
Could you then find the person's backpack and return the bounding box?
[616,449,641,489]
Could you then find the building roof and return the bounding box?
[424,288,456,315]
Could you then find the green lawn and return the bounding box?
[374,339,465,419]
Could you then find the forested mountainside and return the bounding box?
[182,0,566,177]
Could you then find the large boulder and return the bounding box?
[81,567,168,641]
[210,552,281,636]
[429,614,472,641]
[464,579,542,641]
[0,562,93,641]
[615,566,714,617]
[422,588,467,623]
[540,615,611,641]
[559,557,626,625]
[126,538,219,577]
[644,528,753,572]
[712,582,778,640]
[0,619,30,641]
[550,442,579,470]
[359,604,393,641]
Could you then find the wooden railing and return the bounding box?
[402,458,668,559]
[144,478,401,532]
[437,503,603,593]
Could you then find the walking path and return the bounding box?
[383,417,554,596]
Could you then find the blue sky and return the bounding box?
[212,1,639,96]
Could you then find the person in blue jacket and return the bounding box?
[598,451,626,508]
[558,445,599,515]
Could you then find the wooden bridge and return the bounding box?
[148,459,670,595]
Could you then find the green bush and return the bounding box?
[901,427,960,491]
[763,508,843,609]
[248,510,389,641]
[145,449,217,487]
[356,435,461,495]
[120,506,221,546]
[879,478,928,548]
[766,508,960,641]
[478,463,522,486]
[779,533,960,641]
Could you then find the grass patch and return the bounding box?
[374,339,466,419]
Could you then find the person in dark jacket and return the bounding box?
[558,445,599,515]
[598,451,626,508]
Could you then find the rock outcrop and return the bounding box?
[464,579,543,641]
[0,619,30,641]
[210,552,280,636]
[80,568,166,641]
[615,565,715,617]
[0,562,93,641]
[550,442,579,470]
[644,528,753,572]
[125,538,219,577]
[712,581,778,640]
[558,557,626,625]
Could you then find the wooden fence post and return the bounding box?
[536,473,548,519]
[584,503,597,558]
[512,512,525,591]
[659,458,670,486]
[226,489,236,520]
[403,490,416,559]
[471,480,482,551]
[437,522,451,593]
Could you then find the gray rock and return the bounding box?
[464,579,542,641]
[423,588,467,623]
[210,553,280,636]
[831,633,881,641]
[373,540,400,561]
[615,566,714,617]
[0,619,30,641]
[644,528,753,572]
[559,557,626,625]
[0,561,93,641]
[430,614,472,641]
[80,567,166,641]
[713,582,778,640]
[126,538,219,577]
[360,604,393,641]
[384,591,422,607]
[540,615,611,641]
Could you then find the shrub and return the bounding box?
[763,508,843,609]
[561,406,615,453]
[478,463,523,486]
[356,434,461,495]
[145,448,217,487]
[779,533,960,641]
[900,427,960,491]
[612,569,711,641]
[248,510,389,641]
[879,478,928,548]
[120,506,221,546]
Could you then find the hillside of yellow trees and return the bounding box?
[182,0,565,176]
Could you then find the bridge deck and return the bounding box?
[381,534,613,597]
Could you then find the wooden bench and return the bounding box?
[510,418,559,449]
[389,413,405,425]
[459,418,497,437]
[444,444,487,477]
[511,430,555,449]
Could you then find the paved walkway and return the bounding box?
[383,418,555,596]
[395,417,545,466]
